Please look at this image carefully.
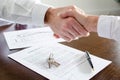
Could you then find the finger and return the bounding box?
[59,34,72,42]
[66,24,80,38]
[53,34,60,38]
[61,18,80,38]
[60,9,87,26]
[60,9,73,18]
[53,31,74,41]
[71,19,89,36]
[65,17,88,38]
[61,30,75,40]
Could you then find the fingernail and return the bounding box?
[67,39,72,42]
[83,32,90,37]
[75,37,79,40]
[54,34,60,38]
[86,32,90,36]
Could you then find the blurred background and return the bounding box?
[41,0,120,15]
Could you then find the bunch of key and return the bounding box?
[47,53,60,69]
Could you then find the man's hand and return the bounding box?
[60,6,99,33]
[44,6,89,42]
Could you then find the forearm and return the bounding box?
[85,15,99,32]
[44,7,55,25]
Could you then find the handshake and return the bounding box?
[45,5,99,42]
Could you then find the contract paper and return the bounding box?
[8,43,112,80]
[4,27,64,49]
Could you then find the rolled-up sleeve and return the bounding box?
[0,0,50,26]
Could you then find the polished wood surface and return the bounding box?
[0,25,120,80]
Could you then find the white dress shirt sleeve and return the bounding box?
[97,15,120,42]
[0,0,51,26]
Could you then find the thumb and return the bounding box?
[59,9,74,18]
[60,9,87,26]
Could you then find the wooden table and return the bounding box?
[0,25,120,80]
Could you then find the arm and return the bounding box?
[44,6,89,41]
[0,1,88,41]
[60,7,98,33]
[60,8,120,42]
[0,0,50,26]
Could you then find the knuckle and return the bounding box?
[62,18,75,30]
[68,5,78,14]
[62,24,69,30]
[69,5,77,10]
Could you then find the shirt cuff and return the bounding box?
[97,15,114,39]
[32,3,51,26]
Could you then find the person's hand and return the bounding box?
[44,6,89,42]
[60,6,99,33]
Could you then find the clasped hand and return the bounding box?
[45,5,94,42]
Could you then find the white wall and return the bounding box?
[41,0,120,15]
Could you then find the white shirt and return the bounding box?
[0,0,50,26]
[97,15,120,42]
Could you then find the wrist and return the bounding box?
[85,15,99,32]
[44,7,55,25]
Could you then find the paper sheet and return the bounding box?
[4,27,64,49]
[8,43,112,80]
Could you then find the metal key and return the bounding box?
[47,53,60,68]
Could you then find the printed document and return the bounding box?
[4,27,64,49]
[8,43,112,80]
